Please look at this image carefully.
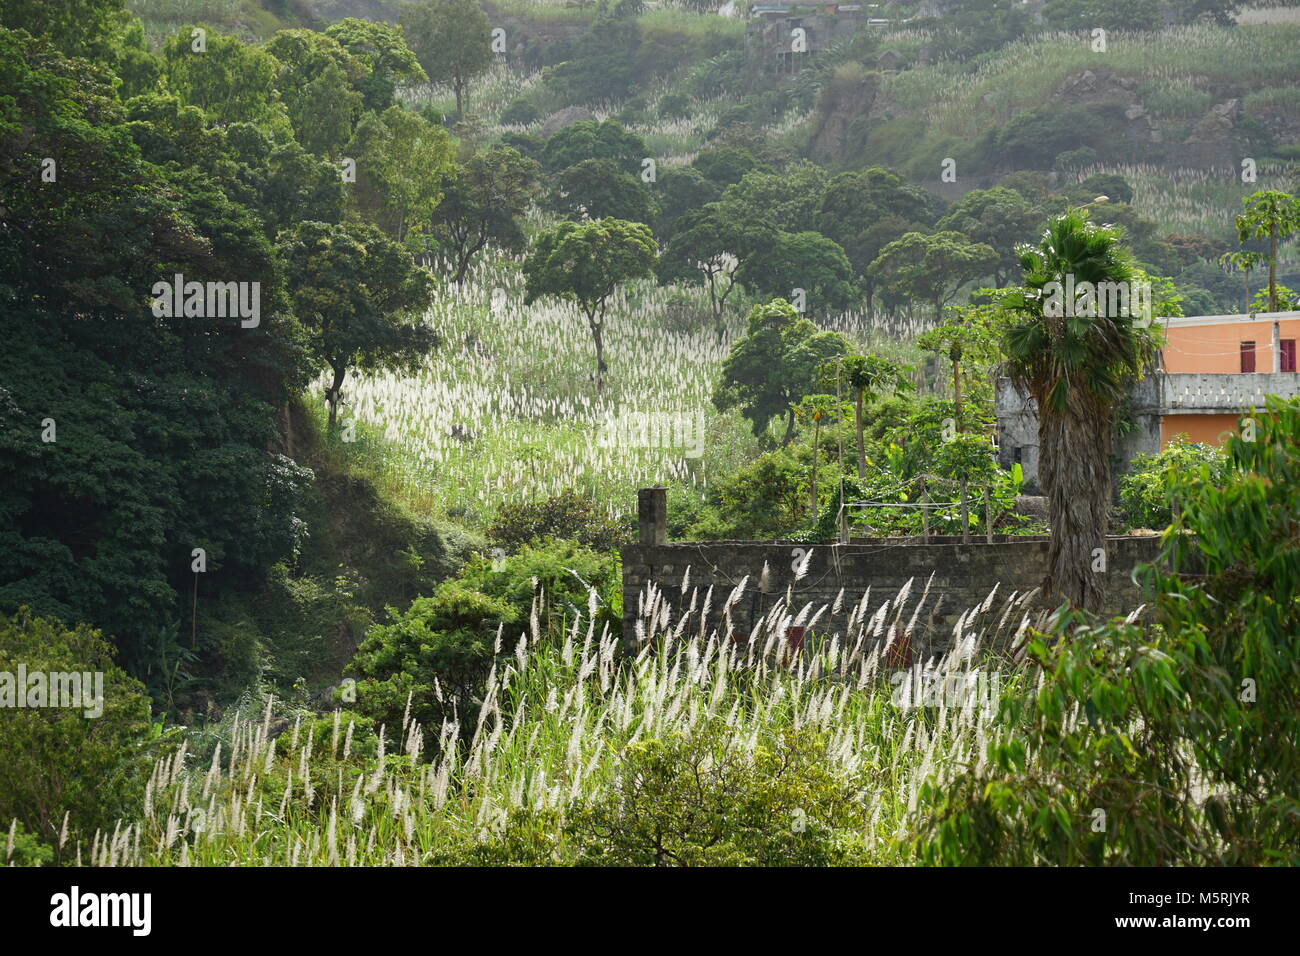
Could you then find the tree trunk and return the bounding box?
[589,316,607,391]
[1038,394,1112,611]
[810,419,820,514]
[1269,224,1278,312]
[960,477,969,543]
[780,408,796,446]
[952,359,963,431]
[454,80,465,120]
[854,387,866,481]
[325,364,347,430]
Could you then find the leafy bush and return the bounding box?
[461,722,873,865]
[0,610,156,852]
[915,397,1300,865]
[3,820,54,867]
[486,491,631,553]
[350,541,620,738]
[657,91,691,119]
[500,99,540,126]
[1118,438,1228,529]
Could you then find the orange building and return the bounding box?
[1158,311,1300,447]
[997,310,1300,491]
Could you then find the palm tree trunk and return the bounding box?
[1269,224,1278,312]
[810,419,820,514]
[1039,395,1111,611]
[854,388,865,481]
[952,359,963,431]
[960,477,969,543]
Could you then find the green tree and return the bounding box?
[1218,249,1266,312]
[0,30,313,647]
[400,0,492,118]
[737,231,858,316]
[0,609,154,853]
[0,0,125,59]
[692,146,762,187]
[714,300,853,444]
[1000,210,1159,609]
[832,354,912,480]
[323,17,428,112]
[546,157,657,225]
[936,187,1040,287]
[343,106,455,242]
[161,25,284,129]
[869,231,999,320]
[280,220,437,428]
[720,163,829,234]
[813,167,935,303]
[523,218,658,391]
[652,165,720,240]
[793,394,850,516]
[659,203,769,338]
[1235,189,1300,313]
[428,145,539,283]
[266,30,365,158]
[540,120,647,176]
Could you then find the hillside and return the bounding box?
[1,0,1298,881]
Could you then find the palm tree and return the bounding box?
[1002,210,1159,610]
[838,354,913,480]
[1218,250,1266,312]
[1235,190,1300,313]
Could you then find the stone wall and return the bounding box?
[621,534,1162,655]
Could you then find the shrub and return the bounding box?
[487,491,630,553]
[350,580,518,737]
[350,541,621,739]
[500,99,540,126]
[0,609,155,851]
[1118,438,1228,529]
[914,397,1300,865]
[3,820,54,867]
[657,91,691,119]
[563,723,873,865]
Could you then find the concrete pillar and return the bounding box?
[1273,322,1282,373]
[638,487,666,546]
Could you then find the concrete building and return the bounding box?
[746,3,888,69]
[996,310,1300,488]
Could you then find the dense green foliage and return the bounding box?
[3,0,1298,869]
[1118,439,1229,529]
[917,397,1300,865]
[0,610,155,851]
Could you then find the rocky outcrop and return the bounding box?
[1182,98,1242,168]
[808,70,880,163]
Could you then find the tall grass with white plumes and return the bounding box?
[884,23,1300,156]
[80,580,1054,865]
[323,236,916,522]
[1075,163,1300,241]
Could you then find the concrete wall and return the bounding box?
[996,370,1300,484]
[621,536,1161,655]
